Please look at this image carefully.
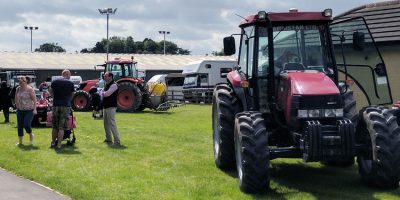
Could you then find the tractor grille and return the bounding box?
[299,95,342,109]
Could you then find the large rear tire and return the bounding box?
[234,112,269,193]
[72,90,91,112]
[212,84,241,170]
[321,85,357,167]
[357,107,400,188]
[117,82,142,112]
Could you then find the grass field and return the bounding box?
[0,104,399,200]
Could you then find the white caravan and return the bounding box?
[182,60,236,102]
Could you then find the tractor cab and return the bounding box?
[223,9,391,122]
[103,57,139,80]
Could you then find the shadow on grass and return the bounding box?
[17,144,40,151]
[248,162,400,200]
[152,111,173,115]
[54,145,81,155]
[107,143,127,150]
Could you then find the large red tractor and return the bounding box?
[213,9,400,193]
[72,57,146,112]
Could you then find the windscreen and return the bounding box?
[257,24,333,77]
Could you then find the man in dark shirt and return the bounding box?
[101,72,121,145]
[50,70,75,148]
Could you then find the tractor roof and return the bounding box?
[240,10,332,27]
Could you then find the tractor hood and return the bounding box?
[285,72,339,95]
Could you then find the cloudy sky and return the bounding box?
[0,0,388,55]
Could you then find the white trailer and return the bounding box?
[182,60,236,103]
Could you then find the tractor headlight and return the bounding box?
[333,108,343,117]
[324,109,336,117]
[298,110,308,118]
[308,109,321,118]
[297,108,343,118]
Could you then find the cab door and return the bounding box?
[330,17,392,105]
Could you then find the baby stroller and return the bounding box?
[46,108,77,146]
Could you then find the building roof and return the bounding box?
[334,0,400,43]
[0,52,236,71]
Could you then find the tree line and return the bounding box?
[35,36,191,55]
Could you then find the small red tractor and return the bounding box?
[213,9,400,193]
[72,57,173,112]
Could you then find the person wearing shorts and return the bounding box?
[50,69,74,149]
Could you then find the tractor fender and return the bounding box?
[227,71,248,111]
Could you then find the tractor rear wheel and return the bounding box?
[234,112,269,193]
[357,107,400,188]
[117,82,142,112]
[321,86,357,167]
[72,90,91,112]
[212,84,241,170]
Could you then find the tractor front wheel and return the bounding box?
[234,112,269,193]
[117,82,142,112]
[72,90,91,112]
[212,84,241,170]
[357,107,400,188]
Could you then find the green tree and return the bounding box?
[108,36,125,53]
[143,38,158,53]
[34,43,66,52]
[160,41,179,54]
[81,36,191,55]
[125,36,135,53]
[134,41,144,54]
[212,49,225,56]
[80,48,90,53]
[91,40,107,53]
[177,48,190,55]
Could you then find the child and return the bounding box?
[89,87,103,118]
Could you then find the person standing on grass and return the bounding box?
[0,81,12,123]
[15,76,36,145]
[101,72,121,145]
[49,69,74,149]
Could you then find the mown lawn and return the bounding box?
[0,104,399,200]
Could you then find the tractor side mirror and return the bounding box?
[353,31,365,51]
[223,36,236,56]
[374,63,387,77]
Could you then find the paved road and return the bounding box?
[0,168,70,200]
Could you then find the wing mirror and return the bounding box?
[223,36,236,56]
[353,31,365,51]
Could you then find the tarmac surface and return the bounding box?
[0,167,70,200]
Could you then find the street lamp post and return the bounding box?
[158,31,170,55]
[24,26,39,52]
[98,8,117,61]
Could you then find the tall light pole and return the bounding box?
[98,8,117,61]
[158,31,170,55]
[24,26,39,52]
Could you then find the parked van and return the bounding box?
[182,60,236,103]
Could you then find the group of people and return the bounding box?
[2,69,121,148]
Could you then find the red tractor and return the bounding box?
[213,9,400,193]
[72,57,146,112]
